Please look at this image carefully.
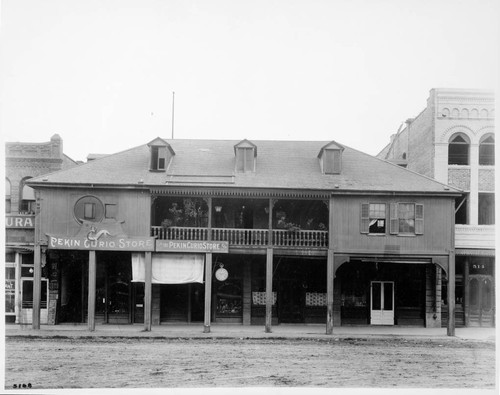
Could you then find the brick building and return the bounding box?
[25,138,461,335]
[5,134,79,323]
[378,88,495,327]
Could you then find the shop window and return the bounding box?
[479,135,495,166]
[448,134,470,165]
[360,203,386,234]
[5,267,16,314]
[21,280,48,309]
[478,193,495,225]
[455,195,468,225]
[389,203,424,235]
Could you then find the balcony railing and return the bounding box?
[151,226,328,248]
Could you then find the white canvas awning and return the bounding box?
[132,253,205,284]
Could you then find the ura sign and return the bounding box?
[6,215,35,229]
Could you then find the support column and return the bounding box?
[326,249,334,334]
[144,252,152,331]
[464,257,469,327]
[32,245,42,329]
[265,248,273,333]
[88,250,96,332]
[326,195,335,334]
[447,251,456,336]
[204,252,212,333]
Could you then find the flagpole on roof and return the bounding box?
[171,91,175,139]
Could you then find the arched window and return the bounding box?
[448,134,470,165]
[479,135,494,165]
[5,178,11,213]
[20,178,36,214]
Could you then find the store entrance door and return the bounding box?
[468,276,494,327]
[370,281,394,325]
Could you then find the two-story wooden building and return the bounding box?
[26,138,461,334]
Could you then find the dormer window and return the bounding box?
[147,137,175,172]
[234,139,257,173]
[318,141,344,174]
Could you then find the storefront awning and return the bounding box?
[456,249,495,257]
[132,253,205,284]
[5,245,34,253]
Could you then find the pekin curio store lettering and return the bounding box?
[48,235,155,251]
[156,240,229,253]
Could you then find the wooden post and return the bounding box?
[326,249,334,334]
[88,250,96,332]
[464,257,469,327]
[447,199,456,337]
[32,245,42,329]
[144,252,152,331]
[204,252,212,333]
[447,250,456,336]
[265,248,273,333]
[32,189,42,330]
[326,196,335,334]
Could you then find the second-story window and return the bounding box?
[479,135,495,166]
[360,203,386,234]
[6,178,11,213]
[448,134,470,165]
[389,203,424,235]
[478,193,495,225]
[20,182,36,214]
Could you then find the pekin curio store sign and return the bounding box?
[48,234,155,251]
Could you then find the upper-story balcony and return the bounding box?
[455,224,495,250]
[151,196,329,250]
[151,226,328,248]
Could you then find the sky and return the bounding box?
[0,0,498,162]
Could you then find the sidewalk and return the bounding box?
[5,323,496,342]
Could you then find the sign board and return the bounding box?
[6,215,35,229]
[156,240,229,253]
[47,235,155,251]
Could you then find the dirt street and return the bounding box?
[4,336,495,389]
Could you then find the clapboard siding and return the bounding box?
[38,187,151,239]
[333,196,453,255]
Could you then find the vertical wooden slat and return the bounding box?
[88,250,96,332]
[204,253,212,333]
[144,252,152,331]
[265,248,273,333]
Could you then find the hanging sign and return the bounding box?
[156,240,229,253]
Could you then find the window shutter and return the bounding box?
[360,203,370,233]
[389,203,399,234]
[415,204,424,235]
